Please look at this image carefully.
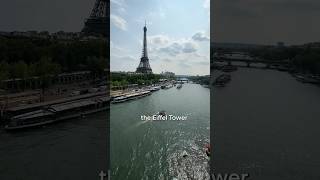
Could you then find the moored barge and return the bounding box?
[5,96,109,130]
[112,90,151,103]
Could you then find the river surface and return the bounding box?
[213,68,320,180]
[111,83,210,179]
[0,111,107,180]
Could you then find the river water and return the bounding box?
[0,111,107,180]
[213,68,320,180]
[111,83,210,179]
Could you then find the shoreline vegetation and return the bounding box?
[0,35,107,82]
[111,72,210,90]
[213,42,320,86]
[111,72,169,89]
[0,34,108,94]
[214,42,320,74]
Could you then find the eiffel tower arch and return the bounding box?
[82,0,108,36]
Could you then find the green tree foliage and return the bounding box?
[292,51,320,73]
[0,61,9,81]
[0,37,107,79]
[111,73,165,87]
[10,61,29,79]
[189,75,210,85]
[247,44,320,74]
[87,56,107,78]
[35,56,61,77]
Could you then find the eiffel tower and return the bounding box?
[82,0,108,36]
[136,22,152,74]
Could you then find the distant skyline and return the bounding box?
[0,0,93,32]
[111,0,210,76]
[213,0,320,45]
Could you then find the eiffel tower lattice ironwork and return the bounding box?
[136,22,152,74]
[82,0,108,36]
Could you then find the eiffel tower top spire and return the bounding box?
[142,20,148,58]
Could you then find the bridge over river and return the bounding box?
[213,53,291,69]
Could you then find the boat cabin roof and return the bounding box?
[50,100,96,112]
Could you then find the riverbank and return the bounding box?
[213,63,320,86]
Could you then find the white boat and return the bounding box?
[112,96,127,103]
[177,84,182,89]
[164,84,173,89]
[111,90,151,103]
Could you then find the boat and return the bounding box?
[112,96,127,103]
[112,90,151,103]
[213,74,231,87]
[293,73,320,84]
[146,86,160,92]
[221,65,237,72]
[164,84,173,89]
[202,84,210,88]
[152,86,161,91]
[157,110,166,116]
[5,96,110,130]
[177,84,182,89]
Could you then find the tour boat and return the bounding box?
[5,97,109,130]
[111,90,151,103]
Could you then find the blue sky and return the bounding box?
[111,0,210,76]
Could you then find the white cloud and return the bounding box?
[182,42,197,53]
[147,33,209,75]
[111,14,127,31]
[111,54,136,62]
[111,0,127,15]
[117,7,126,14]
[148,35,199,56]
[111,32,209,75]
[149,35,170,46]
[192,32,210,41]
[111,0,125,7]
[159,43,183,56]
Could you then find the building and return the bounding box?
[136,22,153,74]
[161,71,175,78]
[82,0,108,37]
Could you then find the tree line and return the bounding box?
[249,44,320,74]
[111,73,167,87]
[0,36,108,81]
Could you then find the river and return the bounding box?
[111,83,210,179]
[213,68,320,180]
[0,111,107,180]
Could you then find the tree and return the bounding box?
[35,56,61,100]
[10,61,29,79]
[0,61,9,81]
